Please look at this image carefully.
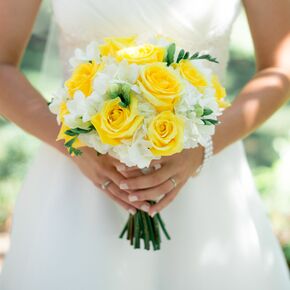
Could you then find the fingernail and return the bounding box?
[141,204,150,212]
[150,211,157,217]
[120,183,129,190]
[128,195,138,202]
[117,164,126,172]
[153,163,162,170]
[128,208,136,215]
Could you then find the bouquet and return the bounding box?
[49,34,229,250]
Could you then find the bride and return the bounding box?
[0,0,290,289]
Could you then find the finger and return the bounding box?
[105,169,127,188]
[148,185,181,217]
[112,159,139,173]
[108,183,151,213]
[119,169,144,179]
[104,189,137,215]
[127,178,176,202]
[119,165,175,190]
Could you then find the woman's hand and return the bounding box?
[118,146,204,216]
[71,147,151,214]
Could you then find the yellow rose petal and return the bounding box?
[65,61,104,98]
[116,44,165,64]
[138,63,183,112]
[147,111,184,156]
[99,35,137,57]
[91,96,144,146]
[211,74,230,109]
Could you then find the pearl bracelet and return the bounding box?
[195,138,213,175]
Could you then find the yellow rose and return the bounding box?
[56,123,85,148]
[138,62,183,112]
[147,111,184,156]
[99,35,137,57]
[116,44,165,64]
[65,61,104,97]
[211,74,230,108]
[91,96,144,145]
[59,102,69,122]
[175,59,208,92]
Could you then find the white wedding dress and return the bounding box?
[1,0,290,289]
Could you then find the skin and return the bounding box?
[0,0,290,216]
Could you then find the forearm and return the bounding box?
[0,64,67,155]
[213,67,290,154]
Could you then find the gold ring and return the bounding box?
[101,180,111,190]
[169,177,177,188]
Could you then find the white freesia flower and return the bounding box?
[116,60,139,83]
[101,59,139,84]
[200,87,221,115]
[64,91,101,128]
[93,73,111,96]
[48,88,67,124]
[111,126,159,168]
[93,60,139,98]
[197,124,215,146]
[183,118,200,149]
[78,132,110,154]
[137,100,156,119]
[175,82,201,116]
[69,41,101,68]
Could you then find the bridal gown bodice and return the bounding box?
[0,0,290,290]
[52,0,241,79]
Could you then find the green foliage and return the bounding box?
[172,44,219,65]
[108,83,131,107]
[165,43,176,66]
[202,119,219,125]
[64,137,82,156]
[64,126,93,136]
[189,52,219,63]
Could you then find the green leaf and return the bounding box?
[190,52,219,63]
[176,49,185,63]
[71,127,93,134]
[108,83,131,108]
[202,108,213,116]
[194,104,204,117]
[202,119,219,125]
[120,84,131,107]
[64,130,78,137]
[166,43,176,66]
[108,83,120,99]
[183,51,190,59]
[65,127,93,137]
[71,148,82,156]
[190,52,199,59]
[64,137,77,148]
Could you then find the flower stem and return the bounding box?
[145,213,159,250]
[134,211,141,249]
[119,219,129,239]
[156,213,171,240]
[140,211,150,250]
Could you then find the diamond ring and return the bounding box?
[169,177,177,188]
[101,180,111,190]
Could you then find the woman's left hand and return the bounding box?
[118,146,204,217]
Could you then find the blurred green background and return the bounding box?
[0,3,290,266]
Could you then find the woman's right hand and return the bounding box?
[70,147,151,214]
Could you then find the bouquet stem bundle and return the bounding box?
[119,201,171,250]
